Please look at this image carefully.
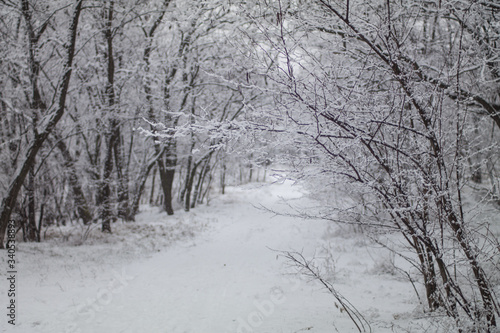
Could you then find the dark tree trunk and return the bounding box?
[180,144,194,204]
[37,203,43,242]
[164,170,176,214]
[142,1,176,216]
[157,153,175,215]
[221,163,226,195]
[52,133,93,224]
[114,130,131,221]
[130,172,151,219]
[184,151,213,211]
[149,166,156,205]
[0,0,83,248]
[413,237,441,311]
[191,158,210,208]
[184,163,198,212]
[100,122,119,233]
[130,147,166,218]
[99,0,118,232]
[446,208,498,327]
[248,153,253,183]
[200,172,213,204]
[21,0,50,243]
[26,166,37,241]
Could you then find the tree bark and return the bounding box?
[26,166,37,241]
[21,0,50,242]
[156,152,175,215]
[130,147,166,218]
[0,0,84,248]
[99,0,118,232]
[184,151,214,211]
[221,162,226,195]
[149,166,156,205]
[183,163,197,212]
[413,236,441,311]
[142,0,176,215]
[51,133,93,224]
[100,128,116,233]
[114,130,131,221]
[191,157,210,208]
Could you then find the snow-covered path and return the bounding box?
[7,179,418,333]
[66,182,334,333]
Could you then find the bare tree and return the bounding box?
[241,0,500,330]
[0,0,84,248]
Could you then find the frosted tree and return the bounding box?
[139,0,265,212]
[0,0,84,248]
[240,0,500,330]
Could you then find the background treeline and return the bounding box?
[0,0,271,243]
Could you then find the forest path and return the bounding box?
[78,180,335,333]
[13,179,339,333]
[11,178,416,333]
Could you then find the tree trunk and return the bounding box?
[200,172,213,204]
[149,166,156,205]
[114,130,131,220]
[130,147,166,218]
[51,133,93,224]
[99,129,116,233]
[248,153,253,183]
[184,151,214,211]
[142,2,176,216]
[157,153,175,215]
[184,163,198,212]
[99,0,118,232]
[26,166,37,241]
[164,147,177,214]
[446,208,498,327]
[413,236,441,311]
[0,0,83,248]
[192,158,210,208]
[20,0,51,243]
[221,162,226,195]
[180,143,194,204]
[37,203,43,242]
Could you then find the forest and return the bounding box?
[0,0,499,332]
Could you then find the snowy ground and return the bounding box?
[1,176,439,333]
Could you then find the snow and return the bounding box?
[2,177,435,333]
